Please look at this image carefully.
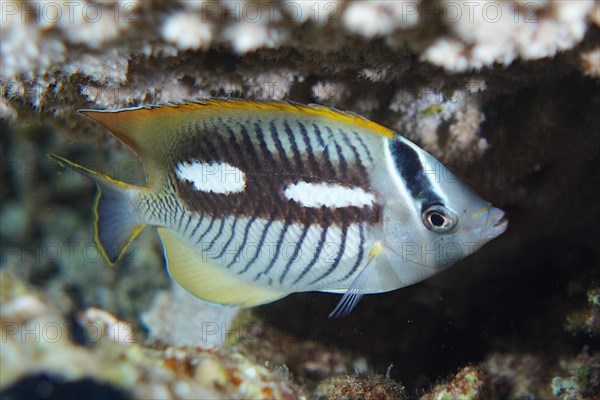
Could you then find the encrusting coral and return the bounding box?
[566,287,600,337]
[419,366,489,400]
[552,350,600,400]
[0,272,306,399]
[484,353,550,399]
[314,374,406,400]
[141,283,241,348]
[1,1,596,81]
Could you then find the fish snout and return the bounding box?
[486,207,508,238]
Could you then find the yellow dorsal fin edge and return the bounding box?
[79,98,397,144]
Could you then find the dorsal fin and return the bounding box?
[80,99,396,151]
[79,105,175,188]
[80,98,396,187]
[79,106,167,156]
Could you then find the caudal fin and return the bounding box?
[49,154,146,264]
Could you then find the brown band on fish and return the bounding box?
[170,116,380,227]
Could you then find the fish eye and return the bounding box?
[422,205,457,233]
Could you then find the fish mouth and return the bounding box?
[486,208,508,237]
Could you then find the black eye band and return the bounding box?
[390,139,443,206]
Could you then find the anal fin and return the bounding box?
[158,228,287,307]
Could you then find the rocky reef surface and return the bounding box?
[2,1,599,399]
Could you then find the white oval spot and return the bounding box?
[176,160,246,194]
[284,182,375,208]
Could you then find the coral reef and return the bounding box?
[566,287,600,337]
[232,310,370,391]
[0,272,305,399]
[552,350,600,400]
[484,353,550,399]
[419,366,489,400]
[314,374,406,400]
[2,0,600,399]
[141,283,241,348]
[1,1,597,82]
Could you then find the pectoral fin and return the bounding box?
[329,242,386,318]
[158,228,287,307]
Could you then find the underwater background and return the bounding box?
[1,1,599,399]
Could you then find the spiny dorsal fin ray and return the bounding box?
[79,98,396,167]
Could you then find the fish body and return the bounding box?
[52,99,507,316]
